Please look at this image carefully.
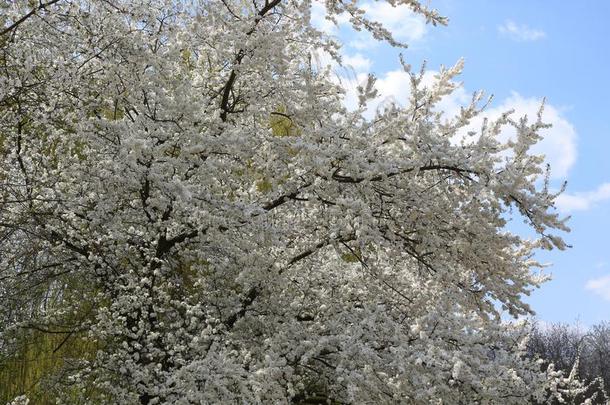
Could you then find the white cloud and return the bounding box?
[329,60,421,113]
[340,71,370,111]
[310,0,349,35]
[374,69,413,105]
[555,183,610,212]
[498,20,546,42]
[348,71,577,180]
[360,2,427,44]
[348,35,380,51]
[353,68,462,113]
[339,68,417,117]
[585,275,610,301]
[363,68,468,115]
[310,1,428,50]
[473,93,577,180]
[342,53,372,73]
[308,49,373,112]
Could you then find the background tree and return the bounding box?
[527,321,610,404]
[0,0,590,403]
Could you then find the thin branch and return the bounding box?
[331,164,480,184]
[219,0,283,121]
[262,182,311,211]
[0,0,61,37]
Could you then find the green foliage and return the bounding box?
[255,178,273,193]
[181,48,195,71]
[339,247,362,263]
[269,106,300,137]
[0,271,104,403]
[0,330,99,404]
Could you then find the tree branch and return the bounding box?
[219,0,283,121]
[0,0,61,37]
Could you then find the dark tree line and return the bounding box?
[527,321,610,404]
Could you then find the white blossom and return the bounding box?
[0,0,585,403]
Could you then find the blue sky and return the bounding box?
[312,0,610,325]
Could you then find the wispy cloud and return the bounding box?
[498,20,546,42]
[342,53,372,73]
[555,183,610,212]
[585,275,610,301]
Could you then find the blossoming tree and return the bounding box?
[0,0,582,403]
